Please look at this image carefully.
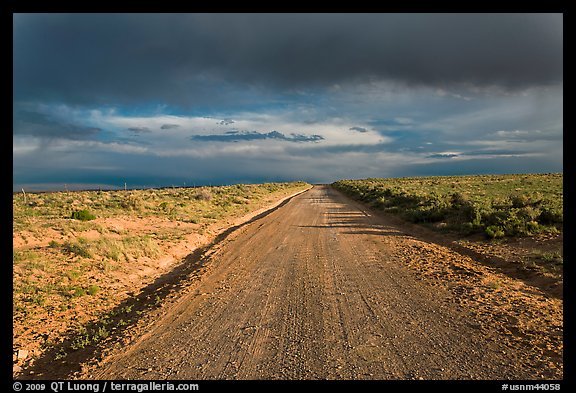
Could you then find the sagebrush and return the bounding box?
[332,174,562,238]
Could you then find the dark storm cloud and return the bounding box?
[406,155,561,177]
[160,124,180,130]
[349,127,368,133]
[191,130,324,143]
[13,13,562,106]
[13,108,101,139]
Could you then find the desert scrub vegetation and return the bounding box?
[332,174,562,238]
[70,209,96,221]
[13,181,308,223]
[13,181,309,369]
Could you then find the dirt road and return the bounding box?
[91,185,562,380]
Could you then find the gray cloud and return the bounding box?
[217,119,235,126]
[490,129,562,142]
[127,127,151,133]
[191,130,324,143]
[13,14,562,107]
[463,149,533,157]
[13,108,101,139]
[427,153,459,159]
[160,124,180,130]
[349,126,368,133]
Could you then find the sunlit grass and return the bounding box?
[333,174,562,238]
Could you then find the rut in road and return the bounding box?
[92,185,550,380]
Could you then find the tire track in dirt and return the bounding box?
[86,185,561,380]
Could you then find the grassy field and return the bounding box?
[13,182,309,371]
[332,173,563,238]
[14,182,308,225]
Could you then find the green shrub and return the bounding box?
[71,209,96,221]
[450,192,468,207]
[63,239,93,258]
[87,285,99,295]
[70,331,91,350]
[72,286,87,297]
[92,325,109,341]
[509,194,530,208]
[460,222,476,235]
[527,220,540,233]
[485,225,505,239]
[518,206,539,221]
[538,207,563,225]
[333,175,563,239]
[501,215,526,236]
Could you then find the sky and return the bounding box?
[13,13,563,191]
